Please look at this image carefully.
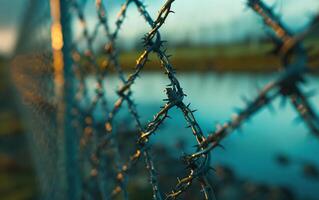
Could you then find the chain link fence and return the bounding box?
[11,0,319,199]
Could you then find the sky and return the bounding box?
[112,0,319,46]
[0,0,25,56]
[0,0,319,56]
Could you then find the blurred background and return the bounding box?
[0,0,319,199]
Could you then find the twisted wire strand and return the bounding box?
[133,1,215,199]
[165,0,319,199]
[57,0,319,199]
[84,0,175,199]
[69,0,134,198]
[93,0,210,198]
[248,0,319,135]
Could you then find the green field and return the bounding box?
[118,40,319,73]
[0,59,36,200]
[0,38,318,199]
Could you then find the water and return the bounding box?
[86,72,319,199]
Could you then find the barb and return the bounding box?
[85,0,179,199]
[165,1,319,198]
[247,0,319,135]
[51,0,319,199]
[70,0,135,198]
[133,1,215,198]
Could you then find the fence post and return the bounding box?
[50,0,81,199]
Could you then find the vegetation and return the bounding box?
[0,59,36,200]
[116,39,319,73]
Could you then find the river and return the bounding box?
[85,72,319,199]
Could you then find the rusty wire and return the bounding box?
[165,1,319,199]
[55,0,319,199]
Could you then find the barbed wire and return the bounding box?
[165,1,319,199]
[53,0,319,199]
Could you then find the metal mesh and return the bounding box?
[11,0,319,199]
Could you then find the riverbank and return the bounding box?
[118,40,319,73]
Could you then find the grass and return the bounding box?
[0,153,36,200]
[0,38,317,199]
[0,58,36,200]
[118,40,319,73]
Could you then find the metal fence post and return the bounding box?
[50,0,81,199]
